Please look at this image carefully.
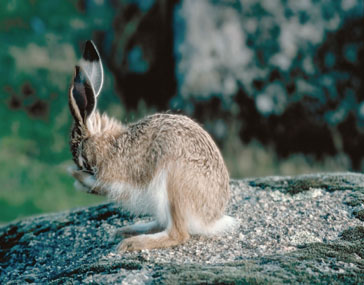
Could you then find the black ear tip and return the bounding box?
[83,40,100,62]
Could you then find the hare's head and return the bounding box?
[68,40,104,169]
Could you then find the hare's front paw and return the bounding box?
[74,180,90,192]
[68,166,91,183]
[67,166,103,195]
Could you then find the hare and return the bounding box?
[68,40,235,252]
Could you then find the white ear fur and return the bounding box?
[79,40,104,97]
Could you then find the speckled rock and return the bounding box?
[1,173,363,283]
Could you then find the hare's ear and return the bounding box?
[79,40,104,97]
[69,65,96,124]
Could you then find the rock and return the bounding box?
[1,173,363,283]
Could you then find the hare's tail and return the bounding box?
[207,215,237,236]
[188,215,237,236]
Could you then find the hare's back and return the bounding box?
[138,114,226,168]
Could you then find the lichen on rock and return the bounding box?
[0,173,363,283]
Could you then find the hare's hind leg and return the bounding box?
[114,221,163,238]
[117,224,189,252]
[117,167,191,252]
[117,198,190,252]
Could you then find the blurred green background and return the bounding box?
[0,0,112,224]
[1,0,363,224]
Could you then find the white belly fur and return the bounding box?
[105,170,171,229]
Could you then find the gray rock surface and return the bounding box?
[1,173,363,283]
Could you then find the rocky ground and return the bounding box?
[1,173,363,283]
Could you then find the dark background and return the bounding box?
[0,0,363,223]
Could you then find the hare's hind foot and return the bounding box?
[117,229,189,252]
[114,221,163,238]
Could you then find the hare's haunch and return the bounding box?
[68,40,235,252]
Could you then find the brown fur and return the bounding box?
[70,111,231,251]
[68,42,233,252]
